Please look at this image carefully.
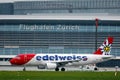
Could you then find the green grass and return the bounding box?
[0,71,120,80]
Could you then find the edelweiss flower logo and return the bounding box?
[100,39,111,55]
[104,46,110,52]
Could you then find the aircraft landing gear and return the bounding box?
[94,67,98,70]
[55,67,65,71]
[55,67,59,71]
[61,67,65,71]
[23,66,26,71]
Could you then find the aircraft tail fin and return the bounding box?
[93,37,114,55]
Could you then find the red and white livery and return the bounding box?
[0,37,114,71]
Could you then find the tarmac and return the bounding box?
[0,61,119,71]
[0,65,119,71]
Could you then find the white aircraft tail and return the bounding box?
[93,37,114,55]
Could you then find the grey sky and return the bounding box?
[0,0,21,3]
[0,0,18,2]
[0,0,54,3]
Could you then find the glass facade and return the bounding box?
[96,59,120,67]
[0,3,13,15]
[0,20,120,57]
[14,0,120,14]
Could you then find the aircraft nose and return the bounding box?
[10,58,17,65]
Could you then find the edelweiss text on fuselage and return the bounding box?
[36,55,88,61]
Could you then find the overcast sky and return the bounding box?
[0,0,22,3]
[0,0,20,3]
[0,0,54,3]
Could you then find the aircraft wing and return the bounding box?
[55,59,81,67]
[0,55,16,58]
[0,55,16,61]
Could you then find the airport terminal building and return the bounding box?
[0,0,120,67]
[0,14,120,67]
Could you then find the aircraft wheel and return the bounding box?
[94,67,98,70]
[61,67,65,71]
[23,67,26,71]
[55,67,59,71]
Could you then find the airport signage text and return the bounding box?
[19,24,81,32]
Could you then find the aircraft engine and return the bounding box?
[46,63,57,69]
[37,65,46,69]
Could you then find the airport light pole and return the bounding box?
[95,18,99,51]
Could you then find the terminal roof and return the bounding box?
[0,14,120,21]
